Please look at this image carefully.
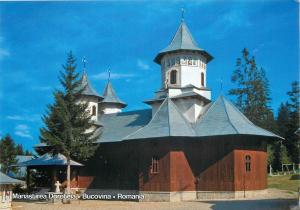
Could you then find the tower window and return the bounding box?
[245,155,251,172]
[201,72,205,86]
[92,105,96,116]
[151,156,159,174]
[193,58,197,65]
[188,57,192,65]
[170,70,177,85]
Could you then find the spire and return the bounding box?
[101,81,127,108]
[154,17,213,64]
[78,60,102,99]
[82,57,87,72]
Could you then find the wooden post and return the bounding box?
[26,167,30,191]
[52,168,57,191]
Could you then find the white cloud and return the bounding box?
[6,115,24,121]
[91,72,135,80]
[137,59,150,70]
[6,114,40,122]
[0,48,9,59]
[14,124,32,139]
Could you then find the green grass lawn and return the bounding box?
[268,174,300,192]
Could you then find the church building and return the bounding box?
[35,18,281,201]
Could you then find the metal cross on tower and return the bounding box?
[108,68,111,82]
[82,57,87,71]
[181,8,185,21]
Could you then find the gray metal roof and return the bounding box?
[97,109,152,143]
[34,143,49,148]
[101,81,127,108]
[144,91,211,105]
[195,96,282,138]
[34,97,281,146]
[154,21,213,64]
[125,98,195,140]
[0,172,24,185]
[17,153,83,167]
[79,71,102,99]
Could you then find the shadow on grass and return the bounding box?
[200,199,297,210]
[290,174,300,180]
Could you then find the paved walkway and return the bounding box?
[12,189,298,210]
[12,199,298,210]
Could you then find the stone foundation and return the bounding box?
[139,189,268,202]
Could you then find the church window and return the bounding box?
[245,155,251,172]
[170,70,177,85]
[201,72,205,86]
[188,57,192,65]
[151,156,159,174]
[176,57,180,65]
[167,59,170,67]
[92,105,96,116]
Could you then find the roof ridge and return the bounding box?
[221,96,239,134]
[223,96,283,139]
[167,98,171,136]
[123,98,169,140]
[167,98,195,135]
[195,96,219,125]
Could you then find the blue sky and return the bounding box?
[0,1,298,152]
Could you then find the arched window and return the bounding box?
[245,155,251,172]
[170,70,177,85]
[188,57,192,65]
[151,156,159,174]
[201,72,205,86]
[92,105,96,116]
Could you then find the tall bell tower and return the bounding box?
[145,15,214,123]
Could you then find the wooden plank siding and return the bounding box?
[78,136,268,192]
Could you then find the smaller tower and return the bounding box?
[78,59,103,121]
[99,73,127,114]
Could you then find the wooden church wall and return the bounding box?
[78,136,267,192]
[183,137,235,191]
[137,140,171,192]
[233,137,267,191]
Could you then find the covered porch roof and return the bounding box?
[17,153,83,167]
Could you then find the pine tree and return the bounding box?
[229,48,274,130]
[277,103,290,137]
[267,144,275,166]
[40,52,99,194]
[286,81,299,163]
[25,150,33,156]
[0,135,17,173]
[16,144,24,155]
